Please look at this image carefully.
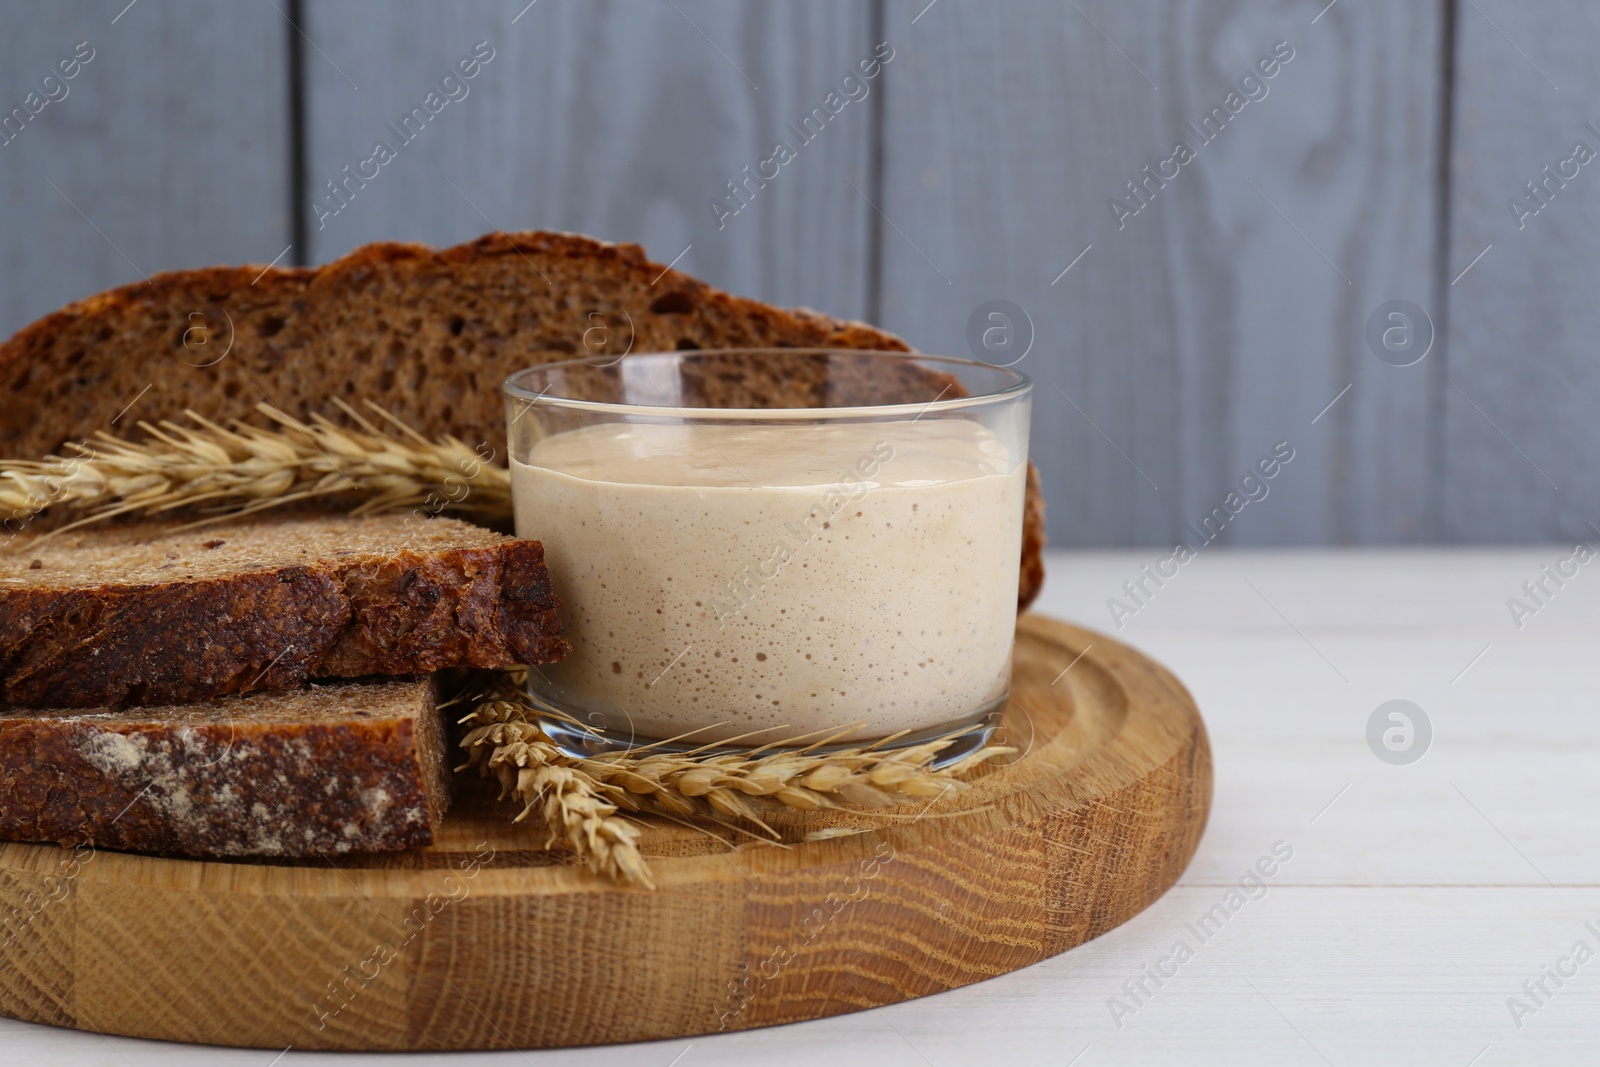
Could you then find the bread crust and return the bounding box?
[0,230,1045,608]
[0,530,567,708]
[0,679,448,856]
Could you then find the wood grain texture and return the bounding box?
[301,0,877,323]
[0,614,1210,1051]
[0,1,291,343]
[11,3,1600,550]
[4,547,1598,1064]
[1442,0,1598,541]
[876,0,1446,546]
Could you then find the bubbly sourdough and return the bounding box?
[513,420,1025,742]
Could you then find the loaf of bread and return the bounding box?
[0,231,1045,609]
[0,514,566,708]
[0,678,448,856]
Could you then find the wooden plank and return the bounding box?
[0,2,291,344]
[300,0,876,322]
[844,886,1600,1062]
[1443,1,1600,541]
[877,1,1446,547]
[5,547,1599,1060]
[4,885,1596,1063]
[5,876,1598,1063]
[0,615,1210,1050]
[1033,549,1600,887]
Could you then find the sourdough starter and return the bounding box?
[512,419,1025,742]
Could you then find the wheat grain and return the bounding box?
[0,398,511,533]
[496,742,656,890]
[456,674,1012,887]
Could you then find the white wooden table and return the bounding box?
[8,548,1597,1065]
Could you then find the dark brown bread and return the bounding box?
[0,231,1046,609]
[0,678,448,856]
[0,515,566,708]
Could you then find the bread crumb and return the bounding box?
[78,731,145,774]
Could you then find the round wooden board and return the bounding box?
[0,614,1211,1051]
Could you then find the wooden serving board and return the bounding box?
[0,614,1210,1051]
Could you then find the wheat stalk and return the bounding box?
[0,399,511,533]
[456,674,1012,887]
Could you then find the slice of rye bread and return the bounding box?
[0,231,1046,609]
[0,678,449,856]
[0,514,567,708]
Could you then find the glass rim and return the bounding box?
[501,348,1032,420]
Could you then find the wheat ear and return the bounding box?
[456,675,1012,887]
[0,399,511,532]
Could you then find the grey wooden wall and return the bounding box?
[0,0,1587,547]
